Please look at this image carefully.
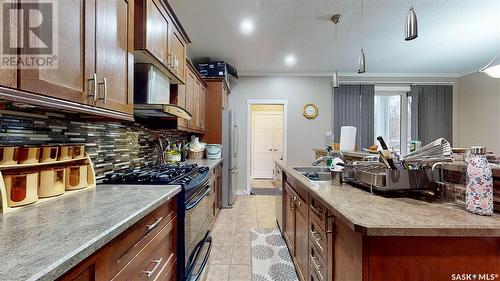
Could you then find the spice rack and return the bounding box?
[0,154,96,214]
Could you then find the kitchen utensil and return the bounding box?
[4,171,39,207]
[377,136,397,169]
[72,144,85,159]
[65,165,88,190]
[40,145,59,163]
[58,145,74,161]
[0,146,19,165]
[331,170,343,186]
[17,146,40,164]
[39,168,65,198]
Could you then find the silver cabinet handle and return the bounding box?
[88,73,98,102]
[310,230,324,252]
[145,216,163,231]
[97,77,108,104]
[143,257,162,279]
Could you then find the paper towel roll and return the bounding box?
[340,126,357,151]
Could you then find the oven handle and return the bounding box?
[185,186,210,211]
[187,235,213,281]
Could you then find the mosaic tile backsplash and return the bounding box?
[0,105,190,181]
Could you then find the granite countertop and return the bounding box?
[276,161,500,237]
[0,184,181,281]
[183,158,223,170]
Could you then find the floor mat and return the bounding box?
[251,228,299,281]
[250,188,282,196]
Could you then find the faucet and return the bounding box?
[312,146,345,166]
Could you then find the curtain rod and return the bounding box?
[340,81,455,85]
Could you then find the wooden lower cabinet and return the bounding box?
[58,198,178,281]
[283,172,500,281]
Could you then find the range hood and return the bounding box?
[134,63,191,119]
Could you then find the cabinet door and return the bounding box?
[95,0,133,114]
[199,85,206,131]
[295,196,309,281]
[169,28,186,83]
[177,84,188,129]
[18,0,94,104]
[194,79,201,130]
[283,184,296,256]
[146,0,169,64]
[186,70,196,129]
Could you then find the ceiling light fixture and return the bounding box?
[405,7,418,41]
[239,19,255,35]
[331,14,341,88]
[357,0,366,73]
[480,54,500,78]
[285,54,297,67]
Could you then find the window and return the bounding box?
[374,86,411,155]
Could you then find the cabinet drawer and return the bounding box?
[107,200,176,277]
[309,196,328,230]
[309,215,327,260]
[113,216,177,281]
[309,240,327,281]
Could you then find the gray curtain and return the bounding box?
[410,85,453,145]
[333,84,375,149]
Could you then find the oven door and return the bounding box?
[184,180,214,279]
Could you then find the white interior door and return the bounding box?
[252,112,283,178]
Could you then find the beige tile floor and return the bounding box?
[206,195,278,281]
[250,179,275,189]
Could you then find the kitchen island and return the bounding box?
[0,184,181,281]
[275,161,500,281]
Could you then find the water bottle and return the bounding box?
[465,146,493,216]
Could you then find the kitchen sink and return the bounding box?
[293,167,332,182]
[293,166,331,174]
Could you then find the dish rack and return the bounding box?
[343,162,435,192]
[0,154,96,214]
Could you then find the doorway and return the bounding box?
[247,100,287,195]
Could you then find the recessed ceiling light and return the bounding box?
[284,54,297,67]
[239,19,255,35]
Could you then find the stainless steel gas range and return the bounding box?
[103,163,214,281]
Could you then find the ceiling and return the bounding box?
[170,0,500,77]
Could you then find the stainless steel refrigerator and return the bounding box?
[222,109,238,208]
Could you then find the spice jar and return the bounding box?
[65,165,88,190]
[17,146,40,164]
[0,146,19,165]
[58,145,73,161]
[39,167,65,198]
[4,171,39,207]
[40,145,59,163]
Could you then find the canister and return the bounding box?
[17,146,40,164]
[0,146,19,165]
[72,144,85,159]
[39,168,65,197]
[65,165,88,190]
[4,171,39,207]
[40,145,59,163]
[58,145,73,161]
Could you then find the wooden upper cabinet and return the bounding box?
[169,28,186,82]
[199,84,206,131]
[95,0,133,114]
[135,0,169,64]
[177,81,188,129]
[18,0,94,104]
[134,0,189,84]
[186,70,196,130]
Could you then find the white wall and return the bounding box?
[228,76,332,192]
[456,72,500,154]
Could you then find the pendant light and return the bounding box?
[480,53,500,78]
[358,0,366,73]
[331,14,341,88]
[405,7,418,41]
